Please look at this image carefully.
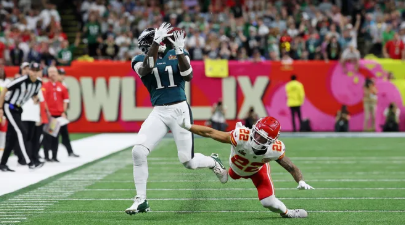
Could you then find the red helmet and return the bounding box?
[249,117,281,154]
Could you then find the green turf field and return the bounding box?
[1,136,405,225]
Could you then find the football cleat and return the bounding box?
[125,196,150,215]
[210,153,228,184]
[281,209,308,218]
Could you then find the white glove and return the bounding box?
[153,22,173,44]
[173,108,192,130]
[297,181,314,190]
[167,30,186,55]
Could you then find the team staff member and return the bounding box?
[42,67,69,162]
[0,62,44,172]
[58,68,79,157]
[285,75,305,132]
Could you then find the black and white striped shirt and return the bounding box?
[4,75,42,107]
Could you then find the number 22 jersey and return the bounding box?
[229,122,286,177]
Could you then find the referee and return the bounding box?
[0,62,44,172]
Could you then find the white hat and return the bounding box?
[20,62,29,70]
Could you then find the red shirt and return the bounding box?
[42,81,69,116]
[385,40,404,59]
[0,42,5,59]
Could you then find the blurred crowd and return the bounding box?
[2,0,405,64]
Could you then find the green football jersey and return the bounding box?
[131,50,189,106]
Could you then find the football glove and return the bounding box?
[173,108,192,130]
[168,30,186,55]
[153,22,173,44]
[297,180,314,190]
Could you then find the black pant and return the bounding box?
[22,121,42,164]
[0,107,32,165]
[290,106,302,132]
[88,43,99,57]
[60,125,73,154]
[44,132,60,160]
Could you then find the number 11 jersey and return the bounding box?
[229,122,286,177]
[131,50,190,106]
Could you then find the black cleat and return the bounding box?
[0,165,15,172]
[29,162,45,169]
[68,153,80,158]
[51,159,60,163]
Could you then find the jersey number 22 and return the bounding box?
[153,66,176,89]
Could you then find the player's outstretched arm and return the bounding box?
[168,31,193,81]
[173,108,230,144]
[276,156,314,190]
[189,124,231,144]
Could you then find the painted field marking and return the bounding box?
[81,187,405,191]
[8,197,405,201]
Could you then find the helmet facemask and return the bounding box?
[249,125,278,155]
[138,28,167,54]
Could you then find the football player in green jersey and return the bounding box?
[125,23,228,215]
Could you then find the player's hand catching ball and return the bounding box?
[153,22,173,44]
[173,108,192,130]
[168,30,186,55]
[297,180,314,190]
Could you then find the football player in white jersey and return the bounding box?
[173,109,314,218]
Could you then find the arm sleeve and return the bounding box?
[131,54,146,78]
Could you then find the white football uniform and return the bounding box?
[229,122,285,177]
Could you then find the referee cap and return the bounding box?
[29,62,41,71]
[20,62,29,70]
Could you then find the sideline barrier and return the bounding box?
[4,60,405,132]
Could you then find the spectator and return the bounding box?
[28,42,42,63]
[211,99,227,131]
[10,39,24,66]
[99,35,119,59]
[83,13,101,57]
[383,103,400,132]
[383,32,405,60]
[340,43,360,74]
[369,15,387,57]
[57,33,80,66]
[306,32,321,60]
[244,106,258,129]
[363,78,378,132]
[40,44,56,67]
[285,75,305,132]
[335,105,350,132]
[325,36,342,61]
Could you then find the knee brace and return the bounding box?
[132,145,149,166]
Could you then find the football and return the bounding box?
[163,27,186,47]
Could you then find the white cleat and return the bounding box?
[125,196,150,215]
[210,153,228,184]
[281,209,308,218]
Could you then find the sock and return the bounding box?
[260,195,288,214]
[132,145,149,198]
[0,132,5,149]
[183,153,216,169]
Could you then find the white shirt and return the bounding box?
[22,91,44,123]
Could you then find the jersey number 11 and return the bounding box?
[153,66,177,89]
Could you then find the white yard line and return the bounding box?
[94,179,405,183]
[81,187,405,191]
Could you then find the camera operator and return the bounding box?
[211,99,227,131]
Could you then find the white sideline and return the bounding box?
[0,134,138,196]
[80,187,405,191]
